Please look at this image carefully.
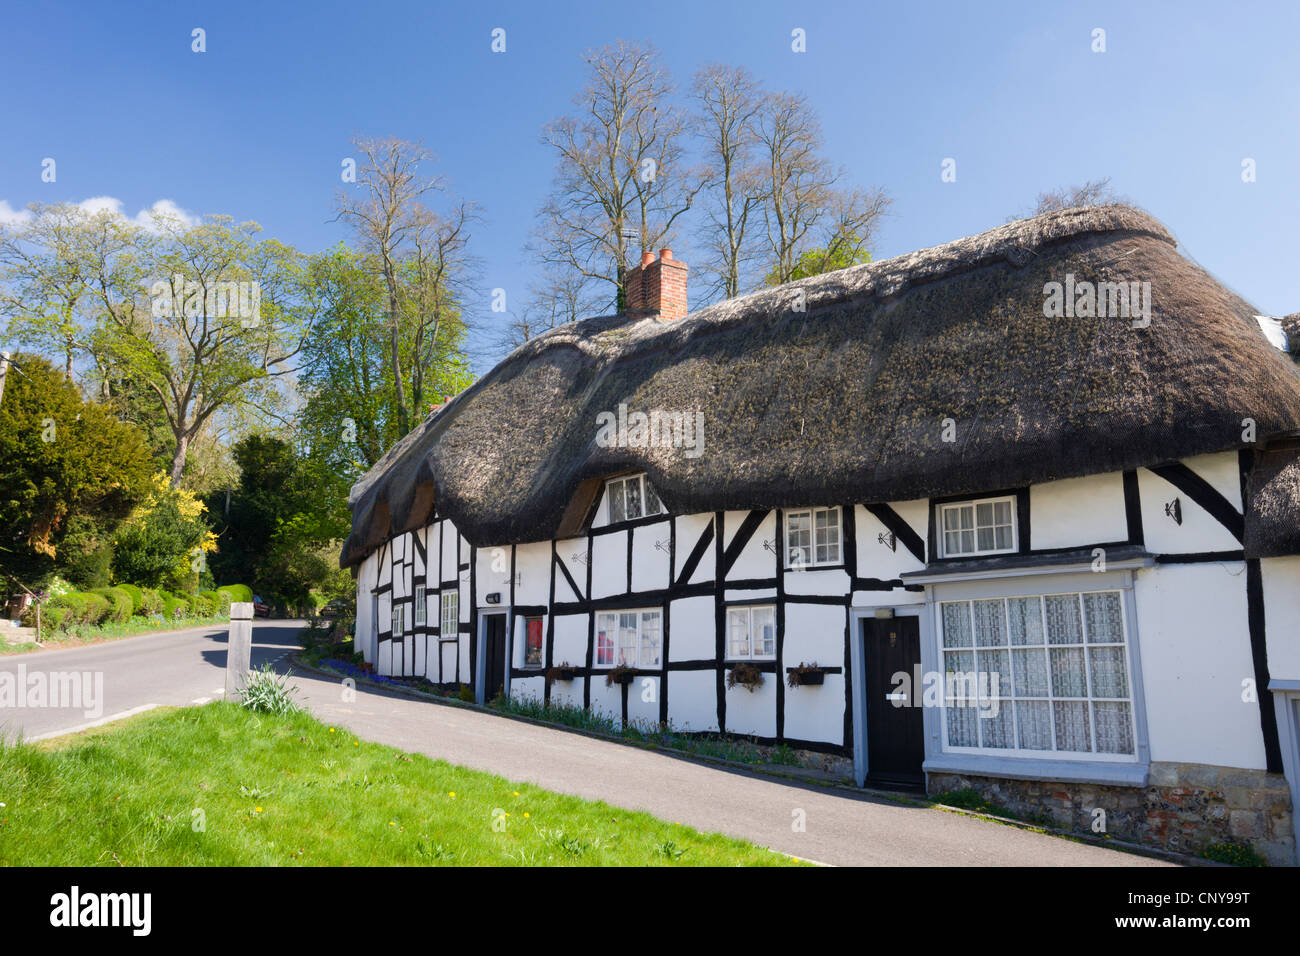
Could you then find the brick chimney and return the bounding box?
[625,248,688,320]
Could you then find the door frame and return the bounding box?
[475,608,511,704]
[1269,679,1300,866]
[849,605,931,788]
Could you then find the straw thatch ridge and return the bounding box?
[342,204,1300,566]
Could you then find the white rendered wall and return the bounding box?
[1029,472,1127,550]
[1134,561,1266,769]
[1262,556,1300,682]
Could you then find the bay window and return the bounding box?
[939,590,1135,758]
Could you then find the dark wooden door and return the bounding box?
[863,616,925,785]
[484,614,507,701]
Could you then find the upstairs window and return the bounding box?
[391,604,405,636]
[606,474,663,523]
[785,507,841,568]
[938,497,1016,558]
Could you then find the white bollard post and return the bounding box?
[225,602,254,699]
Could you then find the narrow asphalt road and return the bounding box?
[0,619,302,740]
[289,668,1170,867]
[0,624,1172,866]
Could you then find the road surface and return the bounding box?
[0,622,1171,866]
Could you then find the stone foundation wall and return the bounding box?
[928,762,1295,866]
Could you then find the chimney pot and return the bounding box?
[625,247,688,320]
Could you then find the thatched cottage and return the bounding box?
[341,206,1300,864]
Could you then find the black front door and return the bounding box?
[484,614,507,701]
[863,616,925,786]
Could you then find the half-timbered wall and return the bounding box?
[355,450,1288,777]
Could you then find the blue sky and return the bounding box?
[2,0,1297,369]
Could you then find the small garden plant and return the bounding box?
[239,664,302,716]
[726,661,764,692]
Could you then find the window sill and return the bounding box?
[923,753,1149,788]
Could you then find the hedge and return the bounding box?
[138,588,163,617]
[91,587,134,624]
[160,592,188,620]
[116,583,145,615]
[203,589,232,615]
[17,582,248,635]
[217,584,253,604]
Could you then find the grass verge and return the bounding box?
[0,702,801,866]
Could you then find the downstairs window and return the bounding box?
[938,590,1135,758]
[595,609,662,668]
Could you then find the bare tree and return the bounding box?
[1016,177,1122,220]
[400,200,478,414]
[784,186,893,280]
[756,91,836,285]
[335,136,445,435]
[756,92,891,285]
[537,42,702,307]
[502,269,603,351]
[692,64,765,302]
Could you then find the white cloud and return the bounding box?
[77,196,201,232]
[0,200,33,226]
[0,197,200,232]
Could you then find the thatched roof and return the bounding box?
[1283,313,1300,359]
[342,205,1300,566]
[1245,441,1300,558]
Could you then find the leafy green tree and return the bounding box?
[207,434,351,609]
[111,475,216,592]
[297,246,474,472]
[0,354,154,586]
[764,234,873,285]
[0,204,316,484]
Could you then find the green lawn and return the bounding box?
[0,703,801,866]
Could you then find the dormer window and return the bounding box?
[606,473,663,523]
[938,496,1016,558]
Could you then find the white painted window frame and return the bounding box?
[440,591,459,639]
[391,603,405,637]
[936,588,1139,763]
[936,496,1017,558]
[605,473,663,524]
[725,604,777,660]
[784,506,842,568]
[413,585,426,626]
[594,608,662,668]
